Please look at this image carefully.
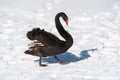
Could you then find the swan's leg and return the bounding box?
[33,46,47,67]
[54,56,63,64]
[39,56,47,67]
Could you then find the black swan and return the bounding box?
[25,12,73,66]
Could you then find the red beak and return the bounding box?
[65,19,68,26]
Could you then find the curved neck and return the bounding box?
[55,13,73,48]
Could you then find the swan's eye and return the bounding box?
[62,13,68,21]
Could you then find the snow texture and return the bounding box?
[0,0,120,80]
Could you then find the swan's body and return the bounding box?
[25,12,73,66]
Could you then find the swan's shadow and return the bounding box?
[34,48,97,64]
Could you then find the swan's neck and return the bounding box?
[55,14,73,48]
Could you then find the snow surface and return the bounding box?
[0,0,120,80]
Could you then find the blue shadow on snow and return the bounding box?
[34,48,97,63]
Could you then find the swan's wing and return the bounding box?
[28,40,45,47]
[40,46,64,56]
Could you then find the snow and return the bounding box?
[0,0,120,80]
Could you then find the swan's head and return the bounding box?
[56,12,69,26]
[61,12,69,26]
